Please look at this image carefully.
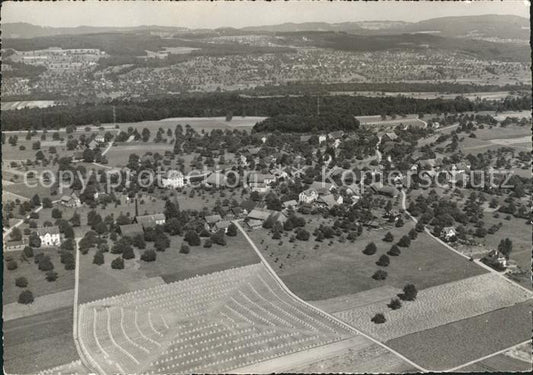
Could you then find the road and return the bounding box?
[232,220,429,373]
[400,190,532,297]
[3,205,43,242]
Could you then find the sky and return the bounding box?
[1,1,530,29]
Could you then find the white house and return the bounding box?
[299,189,319,204]
[162,171,185,189]
[95,135,106,144]
[36,226,61,247]
[441,227,457,241]
[318,135,327,144]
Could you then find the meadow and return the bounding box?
[249,214,485,302]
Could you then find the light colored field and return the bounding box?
[291,342,418,374]
[386,301,533,371]
[4,289,74,321]
[351,91,514,101]
[105,142,173,166]
[311,286,402,314]
[38,360,90,375]
[103,116,266,134]
[1,100,57,111]
[77,263,355,374]
[334,273,531,342]
[77,228,260,303]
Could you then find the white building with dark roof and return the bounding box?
[36,226,61,247]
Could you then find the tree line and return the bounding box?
[2,93,530,131]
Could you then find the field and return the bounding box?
[355,115,426,129]
[333,273,531,341]
[460,124,530,154]
[78,228,260,303]
[291,342,417,373]
[105,142,173,167]
[461,342,532,372]
[249,215,485,302]
[104,116,266,134]
[77,263,356,374]
[3,247,75,305]
[351,91,514,101]
[1,100,57,111]
[3,306,79,374]
[386,300,533,371]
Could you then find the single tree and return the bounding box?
[400,284,418,301]
[371,313,386,324]
[376,254,390,267]
[363,242,377,255]
[388,298,402,310]
[383,232,394,242]
[18,290,34,304]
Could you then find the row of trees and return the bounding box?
[3,93,530,131]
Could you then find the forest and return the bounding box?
[1,93,531,131]
[253,114,359,133]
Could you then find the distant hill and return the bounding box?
[1,22,187,39]
[401,15,530,40]
[2,14,528,44]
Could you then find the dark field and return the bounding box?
[3,307,78,374]
[386,300,533,371]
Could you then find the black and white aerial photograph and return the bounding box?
[1,1,531,374]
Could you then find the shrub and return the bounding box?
[376,254,390,267]
[15,277,28,288]
[363,242,377,255]
[400,283,418,301]
[203,239,213,248]
[372,270,388,280]
[111,257,124,269]
[387,245,401,256]
[388,298,402,310]
[46,271,58,282]
[296,229,310,241]
[141,249,157,262]
[408,229,418,240]
[371,313,386,324]
[93,251,105,265]
[7,260,18,270]
[383,232,394,242]
[180,243,190,254]
[18,290,34,304]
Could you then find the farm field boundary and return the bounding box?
[230,335,372,374]
[76,262,357,374]
[333,273,531,342]
[311,286,402,314]
[4,289,74,321]
[386,300,533,371]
